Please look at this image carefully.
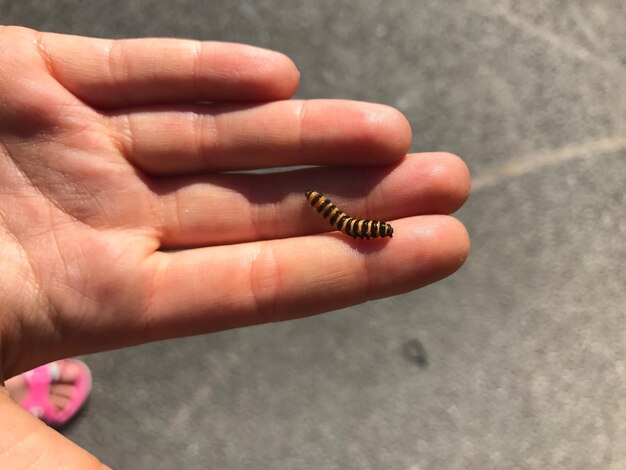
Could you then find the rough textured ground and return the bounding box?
[2,1,625,468]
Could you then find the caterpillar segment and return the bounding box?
[305,190,394,239]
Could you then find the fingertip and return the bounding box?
[450,216,470,265]
[415,152,472,211]
[437,152,471,203]
[395,215,470,283]
[263,53,300,99]
[380,105,413,158]
[245,45,300,99]
[278,52,301,98]
[429,215,470,276]
[298,100,411,165]
[360,104,412,163]
[360,215,470,300]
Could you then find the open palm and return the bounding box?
[0,26,469,381]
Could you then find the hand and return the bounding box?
[0,26,469,379]
[0,24,469,468]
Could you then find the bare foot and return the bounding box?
[5,361,88,414]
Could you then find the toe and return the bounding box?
[50,393,70,411]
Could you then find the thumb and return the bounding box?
[0,388,110,469]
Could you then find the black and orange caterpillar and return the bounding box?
[305,190,393,239]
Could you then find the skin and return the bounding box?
[0,26,470,468]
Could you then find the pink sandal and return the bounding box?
[19,359,92,428]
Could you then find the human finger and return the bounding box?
[34,29,300,108]
[111,100,411,174]
[151,153,469,248]
[140,215,470,340]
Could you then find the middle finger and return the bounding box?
[150,152,470,248]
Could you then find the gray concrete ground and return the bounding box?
[2,1,625,468]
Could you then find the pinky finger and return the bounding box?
[36,31,300,108]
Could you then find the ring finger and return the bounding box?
[109,99,412,175]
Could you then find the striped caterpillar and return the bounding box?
[305,190,393,239]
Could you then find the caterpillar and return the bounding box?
[305,190,393,239]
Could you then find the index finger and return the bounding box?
[141,215,470,339]
[34,29,300,108]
